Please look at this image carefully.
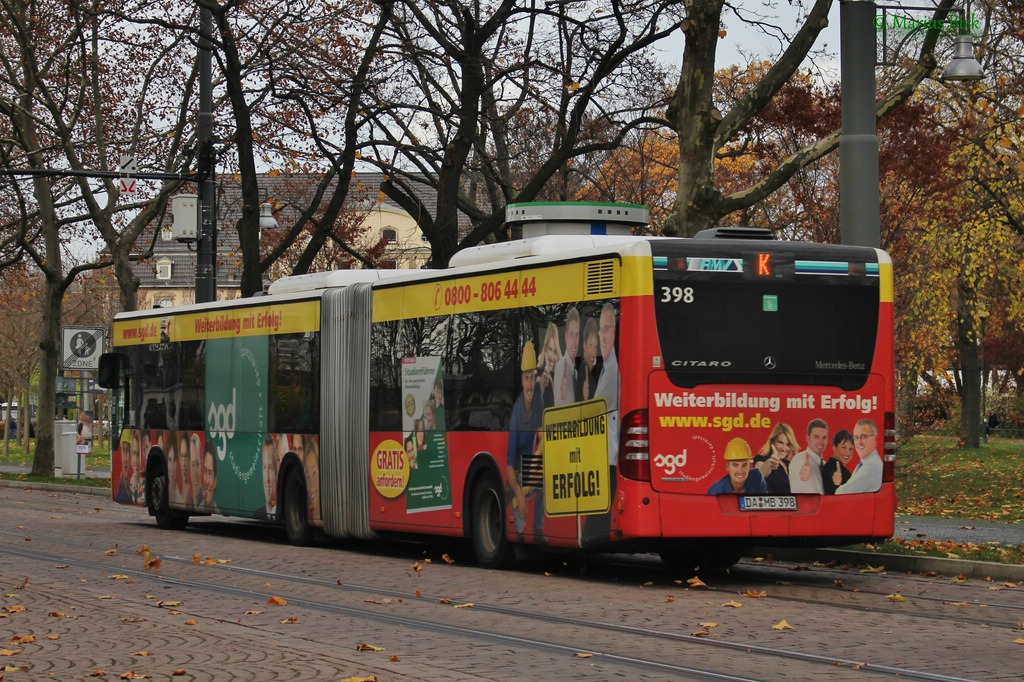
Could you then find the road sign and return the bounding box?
[119,155,137,193]
[61,326,104,371]
[118,155,137,173]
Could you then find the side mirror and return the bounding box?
[98,353,122,389]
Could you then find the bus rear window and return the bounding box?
[651,241,881,390]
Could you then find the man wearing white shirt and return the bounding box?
[553,308,580,406]
[836,419,883,494]
[789,418,827,494]
[593,303,619,466]
[583,302,620,547]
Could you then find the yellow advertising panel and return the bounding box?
[373,262,605,323]
[113,300,320,347]
[543,399,611,516]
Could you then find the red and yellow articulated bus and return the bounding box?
[100,202,895,569]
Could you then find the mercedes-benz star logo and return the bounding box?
[763,356,777,369]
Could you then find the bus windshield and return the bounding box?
[650,241,881,390]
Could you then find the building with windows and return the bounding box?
[133,172,448,308]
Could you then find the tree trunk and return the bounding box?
[666,0,724,237]
[32,275,63,476]
[957,277,982,448]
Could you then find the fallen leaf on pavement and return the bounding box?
[355,643,384,652]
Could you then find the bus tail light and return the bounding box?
[882,411,896,483]
[619,409,650,481]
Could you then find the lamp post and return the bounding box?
[195,4,217,305]
[839,1,985,248]
[840,0,882,248]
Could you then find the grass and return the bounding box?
[841,433,1024,565]
[894,434,1024,523]
[0,438,110,488]
[2,432,1022,564]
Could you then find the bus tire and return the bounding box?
[148,461,188,531]
[282,467,313,547]
[470,471,514,569]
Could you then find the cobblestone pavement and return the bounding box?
[2,481,1023,681]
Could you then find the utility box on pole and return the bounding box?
[172,193,198,242]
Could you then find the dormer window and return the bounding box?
[156,258,173,281]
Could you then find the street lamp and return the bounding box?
[195,4,217,305]
[941,34,986,82]
[259,202,279,230]
[839,1,985,248]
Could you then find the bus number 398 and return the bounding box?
[660,286,694,303]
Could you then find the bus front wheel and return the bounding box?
[282,467,313,547]
[148,462,188,531]
[470,471,514,569]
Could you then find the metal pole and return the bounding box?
[839,0,881,248]
[195,4,217,304]
[981,315,987,443]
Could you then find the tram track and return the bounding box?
[0,533,995,682]
[5,517,1022,633]
[3,485,1020,681]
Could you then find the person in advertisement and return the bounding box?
[506,340,545,539]
[538,322,561,409]
[431,378,447,432]
[836,419,882,494]
[553,307,580,406]
[580,317,602,401]
[593,303,619,466]
[200,440,220,514]
[255,435,278,520]
[753,422,797,495]
[706,438,768,495]
[822,429,855,495]
[789,418,827,494]
[114,433,134,504]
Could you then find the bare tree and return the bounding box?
[665,0,964,235]
[360,0,682,265]
[0,0,192,474]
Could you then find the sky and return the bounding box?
[653,2,843,76]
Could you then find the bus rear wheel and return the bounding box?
[282,467,313,547]
[470,471,514,569]
[148,462,188,531]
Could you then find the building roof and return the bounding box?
[133,171,466,291]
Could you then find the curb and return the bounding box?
[0,477,110,497]
[753,547,1024,583]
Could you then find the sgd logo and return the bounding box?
[208,388,236,460]
[653,452,688,476]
